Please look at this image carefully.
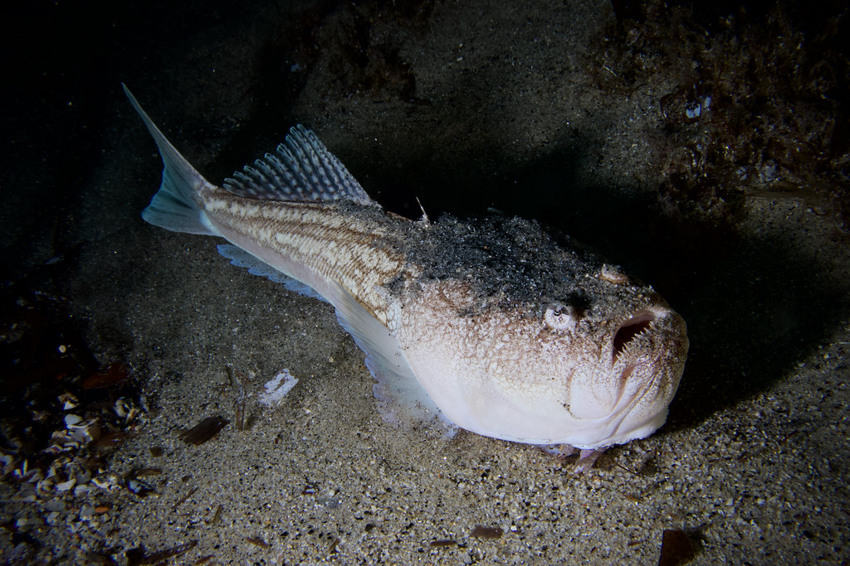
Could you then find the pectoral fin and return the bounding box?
[333,289,457,437]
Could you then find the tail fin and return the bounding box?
[123,84,215,235]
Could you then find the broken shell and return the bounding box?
[66,417,97,430]
[69,420,101,444]
[37,477,55,493]
[46,428,89,453]
[92,476,113,490]
[75,468,93,484]
[114,398,131,418]
[59,392,79,410]
[126,477,155,497]
[114,398,141,424]
[13,459,29,479]
[124,407,140,423]
[92,474,122,491]
[64,414,83,428]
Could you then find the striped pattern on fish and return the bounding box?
[124,84,689,452]
[200,195,412,325]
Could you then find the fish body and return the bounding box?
[124,85,688,450]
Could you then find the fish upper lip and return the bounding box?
[612,309,660,362]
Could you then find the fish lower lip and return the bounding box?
[614,361,642,406]
[611,360,655,418]
[620,362,638,382]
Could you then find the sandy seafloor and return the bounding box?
[2,0,849,564]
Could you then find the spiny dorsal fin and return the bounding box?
[223,125,377,206]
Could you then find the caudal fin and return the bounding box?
[123,84,215,235]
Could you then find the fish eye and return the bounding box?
[545,303,576,331]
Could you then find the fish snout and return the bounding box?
[570,307,686,415]
[610,305,689,413]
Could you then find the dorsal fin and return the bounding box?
[223,125,377,206]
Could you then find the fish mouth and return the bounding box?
[612,309,658,363]
[566,307,686,448]
[609,309,664,414]
[607,307,686,425]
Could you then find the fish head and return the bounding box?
[390,268,688,450]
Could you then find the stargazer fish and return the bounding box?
[124,84,688,454]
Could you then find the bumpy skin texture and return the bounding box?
[198,189,689,449]
[203,189,689,449]
[385,215,689,449]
